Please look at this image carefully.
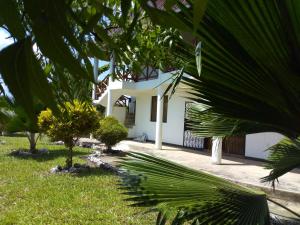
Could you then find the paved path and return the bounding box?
[114,141,300,200]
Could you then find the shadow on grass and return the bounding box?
[74,167,116,178]
[8,148,88,162]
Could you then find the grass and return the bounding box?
[0,136,155,225]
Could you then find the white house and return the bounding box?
[92,62,283,161]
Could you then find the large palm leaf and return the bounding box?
[144,0,300,136]
[140,0,300,182]
[120,152,270,225]
[119,1,300,224]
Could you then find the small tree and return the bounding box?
[93,116,128,152]
[38,100,100,168]
[2,97,43,153]
[7,109,40,153]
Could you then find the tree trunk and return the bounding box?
[107,145,112,152]
[27,132,37,154]
[66,146,73,169]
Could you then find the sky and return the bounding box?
[0,29,13,50]
[0,28,13,97]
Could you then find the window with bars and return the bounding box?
[150,96,168,123]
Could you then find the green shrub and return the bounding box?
[94,116,128,151]
[38,100,101,168]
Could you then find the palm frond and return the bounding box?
[261,137,300,186]
[270,214,300,225]
[120,152,270,225]
[142,0,300,139]
[186,104,278,137]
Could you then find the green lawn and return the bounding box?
[0,136,154,225]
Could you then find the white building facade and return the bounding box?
[93,66,283,160]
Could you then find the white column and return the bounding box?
[106,52,115,116]
[90,58,99,139]
[106,79,113,116]
[211,136,223,164]
[155,85,164,149]
[92,57,98,100]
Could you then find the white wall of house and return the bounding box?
[245,132,284,159]
[134,92,186,145]
[112,106,127,123]
[96,71,286,160]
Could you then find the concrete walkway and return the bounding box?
[113,140,300,202]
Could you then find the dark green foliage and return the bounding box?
[262,138,300,187]
[93,116,127,151]
[0,0,25,39]
[0,38,58,124]
[121,153,270,225]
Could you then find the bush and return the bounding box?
[94,116,128,151]
[38,100,101,168]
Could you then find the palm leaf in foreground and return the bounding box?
[185,104,276,137]
[120,152,269,225]
[262,138,300,186]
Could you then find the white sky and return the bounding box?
[0,28,14,97]
[0,29,13,50]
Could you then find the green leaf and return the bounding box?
[23,0,93,81]
[193,0,208,32]
[120,152,270,225]
[94,26,116,48]
[164,0,177,10]
[121,0,131,23]
[0,39,34,122]
[80,12,103,37]
[262,137,300,187]
[0,0,25,39]
[0,38,57,123]
[140,2,192,32]
[87,41,109,61]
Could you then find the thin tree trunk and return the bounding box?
[107,145,112,152]
[27,132,37,154]
[66,146,73,169]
